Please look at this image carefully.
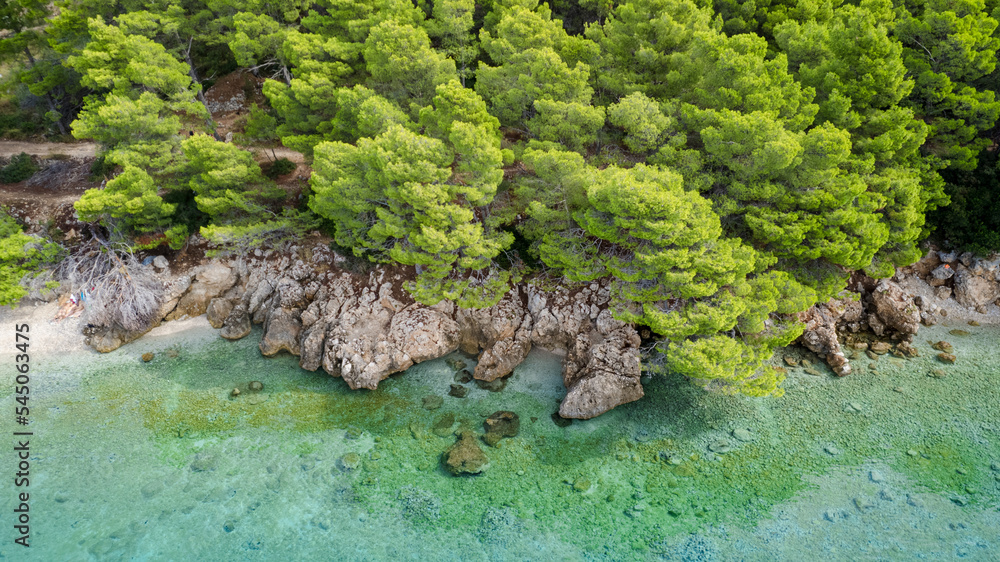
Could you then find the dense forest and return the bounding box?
[3,0,1000,395]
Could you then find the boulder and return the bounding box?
[953,269,999,309]
[220,303,251,340]
[867,279,920,338]
[206,297,234,329]
[796,298,853,376]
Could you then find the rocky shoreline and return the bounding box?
[75,243,1000,419]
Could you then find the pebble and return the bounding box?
[907,449,919,457]
[870,470,885,483]
[948,329,970,336]
[968,320,980,327]
[991,462,1000,472]
[732,428,753,442]
[824,445,840,455]
[907,495,924,507]
[141,352,154,362]
[248,381,264,392]
[956,467,967,475]
[846,402,863,413]
[804,367,823,376]
[893,387,905,393]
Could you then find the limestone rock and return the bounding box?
[456,287,532,382]
[867,279,920,337]
[206,297,234,329]
[559,310,643,419]
[259,307,301,357]
[220,303,251,340]
[167,263,236,320]
[953,269,999,309]
[796,298,853,376]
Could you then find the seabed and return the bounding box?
[2,320,998,560]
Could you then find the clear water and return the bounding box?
[2,318,999,561]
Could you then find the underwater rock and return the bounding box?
[869,341,891,354]
[783,355,799,366]
[422,395,444,410]
[474,377,507,392]
[248,381,264,391]
[432,413,456,437]
[337,452,361,471]
[454,369,473,383]
[448,384,468,398]
[230,388,240,397]
[483,411,519,447]
[141,352,154,362]
[894,341,919,358]
[936,353,957,364]
[708,440,732,453]
[931,341,953,353]
[442,430,489,475]
[732,428,753,442]
[445,357,467,371]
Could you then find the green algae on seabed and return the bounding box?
[2,322,999,560]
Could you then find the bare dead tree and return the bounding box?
[58,235,163,333]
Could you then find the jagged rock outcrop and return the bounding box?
[196,247,645,418]
[796,298,855,376]
[456,286,532,382]
[165,263,236,321]
[953,266,999,310]
[867,279,920,338]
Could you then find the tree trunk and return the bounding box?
[23,46,68,135]
[185,37,215,131]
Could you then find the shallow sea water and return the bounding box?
[1,319,999,561]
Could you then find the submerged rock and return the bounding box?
[442,431,489,475]
[483,411,519,447]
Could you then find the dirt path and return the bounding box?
[0,141,99,158]
[0,141,305,163]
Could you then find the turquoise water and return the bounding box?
[2,320,999,560]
